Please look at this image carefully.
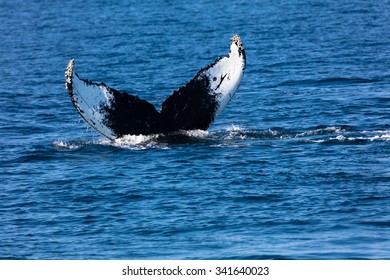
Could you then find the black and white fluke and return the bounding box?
[65,35,246,140]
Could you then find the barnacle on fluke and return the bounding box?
[65,35,246,140]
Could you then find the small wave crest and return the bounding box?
[217,124,290,140]
[295,126,349,137]
[217,125,390,144]
[52,141,82,149]
[296,127,390,144]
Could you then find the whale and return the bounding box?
[65,35,245,140]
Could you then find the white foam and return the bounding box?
[304,132,390,143]
[220,124,245,140]
[335,135,346,141]
[362,130,390,134]
[268,129,289,139]
[296,126,347,137]
[179,129,209,138]
[362,133,390,141]
[113,134,160,148]
[53,141,81,149]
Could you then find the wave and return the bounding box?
[301,133,390,144]
[276,77,382,87]
[52,125,390,150]
[53,137,163,151]
[295,126,390,144]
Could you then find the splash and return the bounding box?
[52,141,82,149]
[176,129,209,138]
[112,134,164,149]
[226,124,244,132]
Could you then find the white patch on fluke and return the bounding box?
[66,59,117,140]
[206,35,246,118]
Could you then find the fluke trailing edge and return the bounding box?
[65,35,246,140]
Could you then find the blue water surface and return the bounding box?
[1,0,389,259]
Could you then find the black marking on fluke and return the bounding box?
[65,35,246,140]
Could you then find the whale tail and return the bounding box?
[65,35,246,140]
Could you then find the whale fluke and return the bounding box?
[65,35,246,140]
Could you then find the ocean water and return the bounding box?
[1,0,389,259]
